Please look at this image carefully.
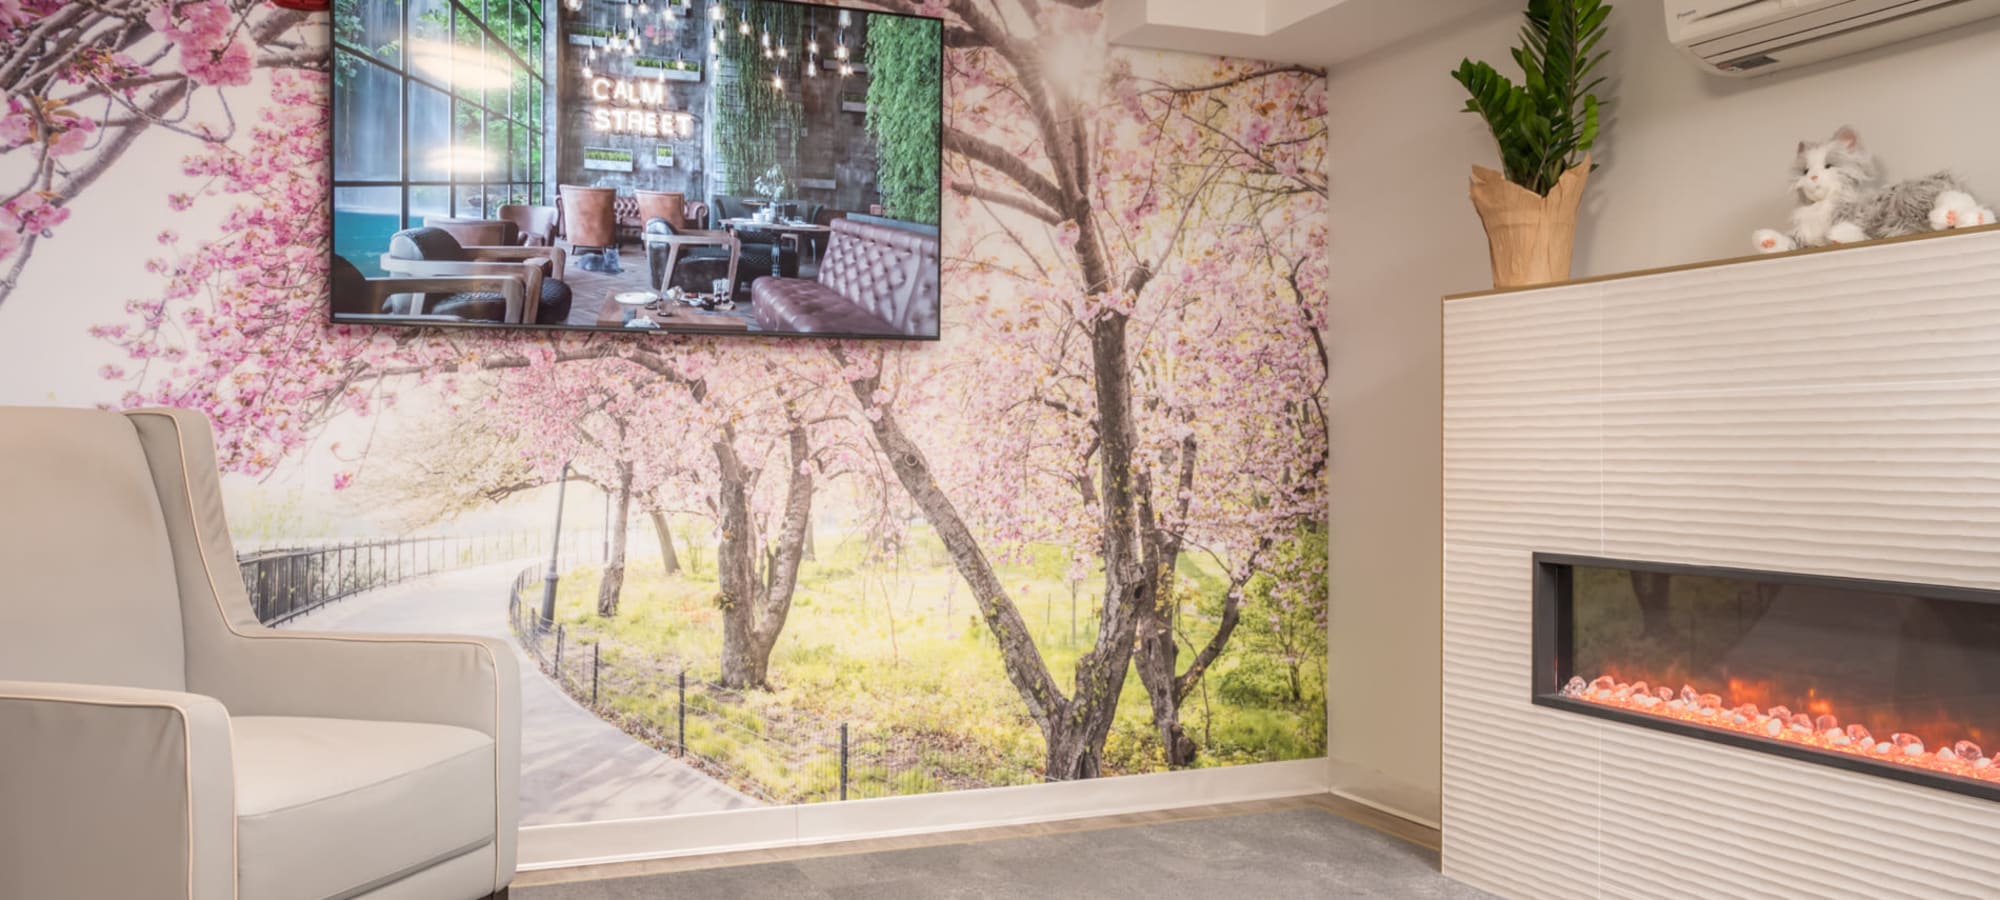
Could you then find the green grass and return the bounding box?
[533,525,1326,803]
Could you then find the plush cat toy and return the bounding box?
[1752,126,1995,253]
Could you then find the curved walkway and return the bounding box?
[280,561,758,826]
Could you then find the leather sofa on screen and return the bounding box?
[0,406,521,900]
[750,217,940,337]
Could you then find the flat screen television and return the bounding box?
[329,0,942,340]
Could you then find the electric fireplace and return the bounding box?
[1533,553,2000,801]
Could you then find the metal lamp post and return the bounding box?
[540,461,571,632]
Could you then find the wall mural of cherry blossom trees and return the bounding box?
[0,0,1328,811]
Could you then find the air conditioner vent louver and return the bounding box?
[1724,53,1781,70]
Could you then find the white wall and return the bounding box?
[1324,3,2000,825]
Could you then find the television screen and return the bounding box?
[329,0,942,340]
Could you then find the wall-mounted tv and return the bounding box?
[329,0,942,340]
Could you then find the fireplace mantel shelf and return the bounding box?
[1441,220,2000,303]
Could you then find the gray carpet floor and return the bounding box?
[516,807,1493,899]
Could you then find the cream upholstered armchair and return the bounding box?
[0,407,519,900]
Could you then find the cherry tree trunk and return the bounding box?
[714,435,764,689]
[716,426,815,690]
[1133,600,1198,768]
[839,304,1153,780]
[647,508,681,575]
[843,365,1068,750]
[1134,561,1247,768]
[596,464,633,618]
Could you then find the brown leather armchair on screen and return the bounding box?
[423,216,517,248]
[497,204,559,248]
[635,190,686,230]
[558,185,618,255]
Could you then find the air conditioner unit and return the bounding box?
[1667,0,2000,77]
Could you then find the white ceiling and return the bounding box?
[1104,0,1512,68]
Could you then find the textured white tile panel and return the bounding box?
[1599,232,2000,397]
[1597,722,2000,899]
[1441,544,1602,898]
[1601,380,2000,590]
[1445,286,1604,553]
[1442,229,2000,899]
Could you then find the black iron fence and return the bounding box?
[505,564,1043,804]
[242,530,604,625]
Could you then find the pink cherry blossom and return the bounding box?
[52,0,1333,775]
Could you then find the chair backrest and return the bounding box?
[558,185,618,247]
[330,254,385,315]
[422,216,515,247]
[497,204,558,244]
[634,190,686,230]
[710,195,754,225]
[0,407,188,689]
[816,218,940,337]
[388,227,468,262]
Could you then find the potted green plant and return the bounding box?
[1451,0,1612,288]
[752,164,789,221]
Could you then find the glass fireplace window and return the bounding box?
[1534,554,2000,800]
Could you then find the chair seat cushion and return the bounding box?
[428,278,574,325]
[233,716,495,900]
[752,278,900,335]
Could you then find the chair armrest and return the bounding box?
[648,232,737,248]
[462,244,565,278]
[339,274,526,322]
[189,631,521,890]
[0,681,234,900]
[378,259,538,323]
[332,312,470,324]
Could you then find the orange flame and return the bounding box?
[1571,672,1996,785]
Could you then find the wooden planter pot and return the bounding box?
[1468,156,1590,289]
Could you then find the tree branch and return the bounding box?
[1135,65,1323,97]
[944,127,1067,219]
[1173,540,1268,700]
[951,181,1062,224]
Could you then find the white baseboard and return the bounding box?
[1323,757,1442,831]
[518,756,1330,870]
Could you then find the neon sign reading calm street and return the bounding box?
[587,76,693,138]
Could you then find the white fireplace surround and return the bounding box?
[1441,227,2000,898]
